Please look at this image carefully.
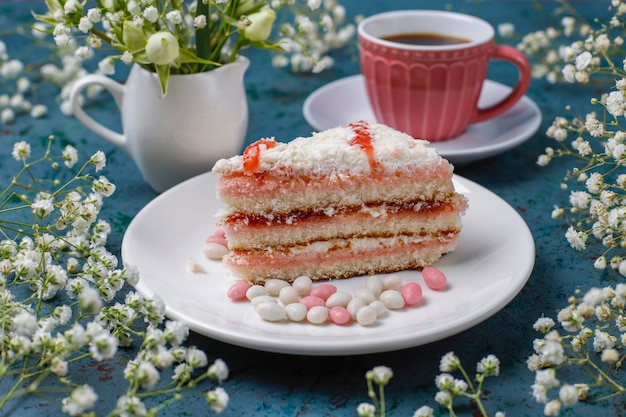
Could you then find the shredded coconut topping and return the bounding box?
[212,121,442,176]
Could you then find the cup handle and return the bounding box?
[470,45,532,124]
[70,75,128,153]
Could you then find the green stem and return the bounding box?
[195,0,210,60]
[0,375,27,409]
[378,383,385,417]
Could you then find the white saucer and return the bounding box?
[122,172,535,355]
[303,75,541,164]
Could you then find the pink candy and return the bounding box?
[329,306,351,325]
[310,283,337,301]
[401,282,423,306]
[300,295,326,310]
[227,281,251,300]
[422,267,448,290]
[206,229,228,247]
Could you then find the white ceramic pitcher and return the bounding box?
[70,57,249,193]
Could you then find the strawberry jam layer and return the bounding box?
[221,200,455,229]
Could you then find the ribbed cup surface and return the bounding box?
[359,36,492,141]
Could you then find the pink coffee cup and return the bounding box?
[358,10,531,141]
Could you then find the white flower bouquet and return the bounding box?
[0,138,228,415]
[528,0,626,276]
[34,0,355,95]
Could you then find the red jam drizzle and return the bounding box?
[243,138,277,174]
[349,121,381,174]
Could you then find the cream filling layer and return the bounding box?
[228,232,457,259]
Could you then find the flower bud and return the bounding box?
[236,0,256,15]
[242,9,276,42]
[146,31,179,65]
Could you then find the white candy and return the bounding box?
[264,279,290,296]
[203,242,229,260]
[250,295,277,307]
[369,300,388,317]
[246,285,267,301]
[307,305,329,324]
[325,291,352,308]
[292,275,313,296]
[285,303,307,322]
[379,289,405,309]
[255,302,287,322]
[279,286,300,305]
[346,297,367,320]
[356,305,378,326]
[382,274,403,290]
[354,288,376,304]
[365,276,383,296]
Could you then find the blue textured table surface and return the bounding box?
[0,1,619,416]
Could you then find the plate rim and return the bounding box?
[302,74,542,164]
[122,172,535,355]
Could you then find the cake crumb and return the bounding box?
[187,258,206,273]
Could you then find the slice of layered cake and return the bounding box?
[212,121,468,283]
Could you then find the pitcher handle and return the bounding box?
[470,44,532,124]
[70,74,128,153]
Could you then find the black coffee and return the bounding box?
[383,32,470,46]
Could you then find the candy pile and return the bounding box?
[227,267,448,326]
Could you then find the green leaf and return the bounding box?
[122,20,146,51]
[156,64,170,97]
[43,0,63,15]
[133,51,151,65]
[177,48,220,66]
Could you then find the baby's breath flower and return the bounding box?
[356,402,376,417]
[121,51,134,65]
[413,405,434,417]
[173,362,193,384]
[30,104,47,118]
[434,390,453,408]
[535,368,560,389]
[601,347,620,363]
[534,316,556,333]
[593,329,617,352]
[194,15,207,29]
[206,387,229,413]
[116,395,147,417]
[435,373,455,391]
[477,354,500,377]
[143,6,159,23]
[11,310,38,337]
[90,331,118,361]
[531,383,549,404]
[534,338,565,365]
[12,141,31,161]
[98,57,115,75]
[544,399,562,416]
[92,175,116,197]
[367,365,393,385]
[208,358,230,382]
[31,199,54,218]
[439,351,460,372]
[164,319,188,346]
[79,286,103,313]
[61,385,98,416]
[90,150,106,171]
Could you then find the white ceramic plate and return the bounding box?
[303,75,542,164]
[122,172,535,355]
